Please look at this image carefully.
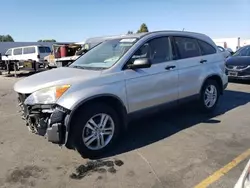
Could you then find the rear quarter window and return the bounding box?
[197,40,216,55]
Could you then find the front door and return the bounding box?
[125,36,179,113]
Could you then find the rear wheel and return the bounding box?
[199,80,220,112]
[71,103,121,158]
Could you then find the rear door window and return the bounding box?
[174,37,201,59]
[13,48,22,55]
[23,47,36,54]
[197,40,216,55]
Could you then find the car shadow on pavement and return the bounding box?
[229,79,250,85]
[95,89,250,159]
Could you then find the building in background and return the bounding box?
[213,37,250,52]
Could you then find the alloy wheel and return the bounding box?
[204,85,217,108]
[82,113,115,150]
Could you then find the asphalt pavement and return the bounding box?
[0,75,250,188]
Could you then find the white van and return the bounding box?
[2,45,51,71]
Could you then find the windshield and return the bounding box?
[69,38,137,69]
[233,46,250,57]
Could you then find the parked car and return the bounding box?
[217,46,232,58]
[225,45,250,80]
[1,45,51,71]
[225,47,234,55]
[14,31,228,158]
[234,159,250,188]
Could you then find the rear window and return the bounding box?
[23,47,36,54]
[197,40,216,55]
[39,46,51,53]
[13,48,22,55]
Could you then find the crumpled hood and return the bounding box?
[14,67,102,94]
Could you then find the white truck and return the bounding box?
[1,45,51,72]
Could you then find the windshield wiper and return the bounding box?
[72,65,85,69]
[82,66,107,70]
[71,65,106,70]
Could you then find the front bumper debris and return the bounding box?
[47,124,60,143]
[17,93,69,145]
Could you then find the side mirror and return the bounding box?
[127,58,152,69]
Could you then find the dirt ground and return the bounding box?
[0,74,250,188]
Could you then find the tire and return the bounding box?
[71,103,121,158]
[199,79,220,113]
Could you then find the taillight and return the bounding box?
[37,55,40,59]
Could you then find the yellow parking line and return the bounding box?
[195,148,250,188]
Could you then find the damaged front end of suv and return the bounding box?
[17,85,71,144]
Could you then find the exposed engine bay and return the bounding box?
[17,93,69,144]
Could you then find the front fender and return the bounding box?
[57,82,128,147]
[56,81,127,111]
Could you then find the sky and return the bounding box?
[1,0,250,42]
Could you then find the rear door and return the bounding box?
[172,36,203,99]
[173,36,218,100]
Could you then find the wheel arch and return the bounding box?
[200,74,223,95]
[64,94,128,147]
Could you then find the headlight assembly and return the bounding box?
[24,85,70,105]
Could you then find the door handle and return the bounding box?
[165,65,176,70]
[200,59,207,64]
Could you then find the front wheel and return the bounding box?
[199,80,220,112]
[71,103,121,158]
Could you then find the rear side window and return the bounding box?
[174,37,201,59]
[23,47,36,54]
[13,48,22,55]
[198,40,216,55]
[39,46,51,53]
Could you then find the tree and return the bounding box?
[37,39,56,42]
[0,35,14,42]
[137,23,149,33]
[127,30,133,34]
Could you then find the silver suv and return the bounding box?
[14,31,228,158]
